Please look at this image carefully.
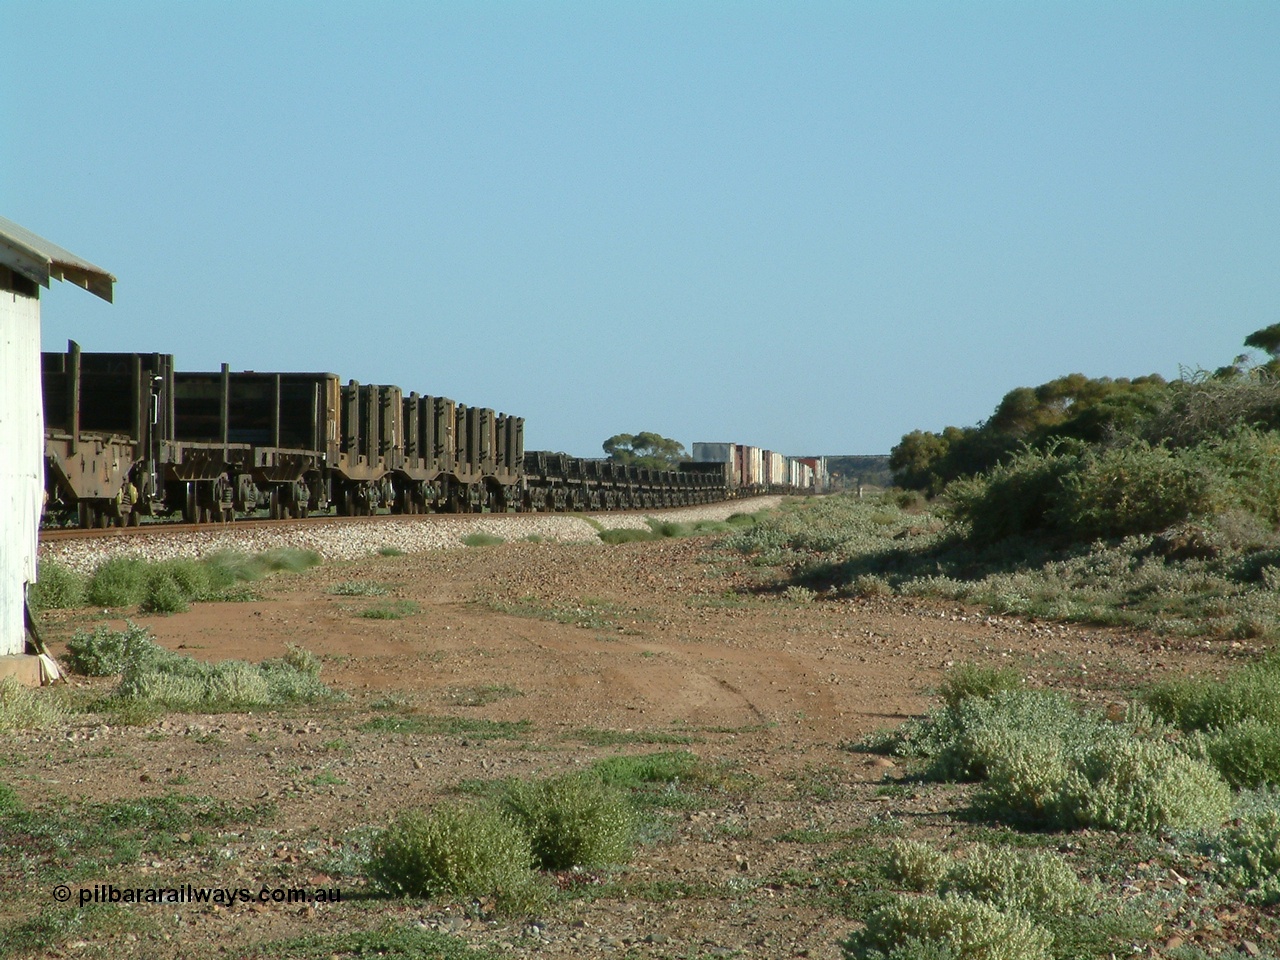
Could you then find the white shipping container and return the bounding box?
[767,451,786,486]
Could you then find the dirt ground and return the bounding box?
[9,531,1245,959]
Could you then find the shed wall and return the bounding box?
[0,284,41,655]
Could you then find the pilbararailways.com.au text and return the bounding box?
[66,884,341,907]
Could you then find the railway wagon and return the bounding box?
[397,395,523,514]
[170,368,341,521]
[39,343,808,528]
[41,343,172,527]
[520,454,729,512]
[38,344,527,524]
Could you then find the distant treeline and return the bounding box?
[886,325,1280,546]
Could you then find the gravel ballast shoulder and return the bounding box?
[38,497,785,572]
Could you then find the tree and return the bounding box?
[602,432,688,470]
[1244,324,1280,360]
[1243,325,1280,380]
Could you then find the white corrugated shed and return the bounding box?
[0,217,114,669]
[0,289,42,656]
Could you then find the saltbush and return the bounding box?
[98,629,331,709]
[367,804,532,900]
[978,730,1232,833]
[942,844,1092,916]
[1208,791,1280,905]
[64,621,163,676]
[841,893,1052,960]
[501,773,635,869]
[938,664,1023,709]
[895,687,1232,833]
[887,839,952,892]
[28,561,86,611]
[1145,660,1280,732]
[1203,719,1280,789]
[892,689,1087,782]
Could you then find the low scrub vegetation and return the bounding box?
[366,752,731,911]
[367,803,534,902]
[597,512,760,546]
[31,548,321,613]
[1207,790,1280,905]
[730,491,1280,643]
[0,677,65,732]
[842,892,1053,960]
[735,332,1280,646]
[879,678,1233,833]
[500,772,635,869]
[0,789,273,883]
[63,623,331,712]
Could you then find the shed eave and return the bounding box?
[0,215,115,303]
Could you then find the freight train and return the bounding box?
[39,342,820,528]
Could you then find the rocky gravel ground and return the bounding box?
[7,509,1258,960]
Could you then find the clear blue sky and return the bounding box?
[4,2,1276,457]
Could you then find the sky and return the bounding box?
[4,2,1277,458]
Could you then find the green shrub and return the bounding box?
[501,773,635,869]
[1199,426,1280,528]
[938,664,1023,709]
[887,839,951,892]
[1208,791,1280,905]
[86,557,148,607]
[1145,661,1280,731]
[598,528,660,545]
[154,559,214,601]
[980,735,1232,833]
[1049,442,1221,540]
[29,561,86,610]
[258,647,329,703]
[591,750,701,789]
[367,804,532,900]
[841,893,1053,960]
[0,677,65,731]
[893,689,1087,782]
[139,570,190,614]
[64,622,163,676]
[946,448,1078,545]
[257,547,322,573]
[201,548,320,586]
[461,533,504,547]
[1204,720,1280,789]
[942,844,1092,916]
